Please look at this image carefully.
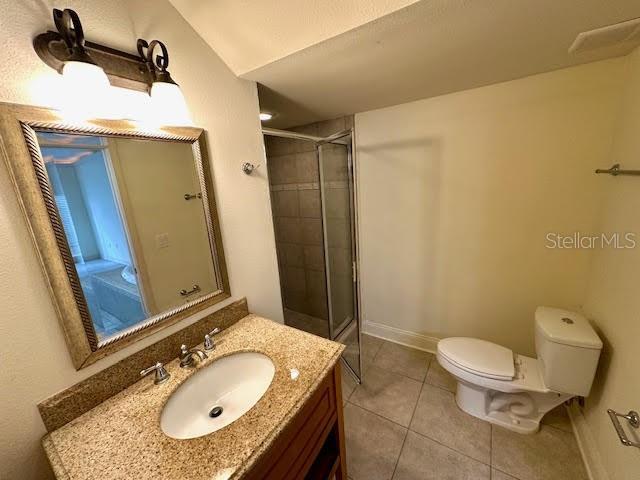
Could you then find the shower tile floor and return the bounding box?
[341,335,588,480]
[283,308,329,338]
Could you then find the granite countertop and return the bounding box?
[42,315,345,480]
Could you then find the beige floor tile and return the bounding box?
[492,424,588,480]
[491,469,518,480]
[350,365,422,427]
[361,334,384,361]
[341,369,358,405]
[393,431,490,480]
[373,342,433,381]
[541,405,573,433]
[344,403,406,480]
[409,384,491,464]
[425,359,457,393]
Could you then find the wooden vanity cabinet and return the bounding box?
[244,362,348,480]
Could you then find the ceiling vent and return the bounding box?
[569,17,640,54]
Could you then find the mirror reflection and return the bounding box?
[37,131,218,341]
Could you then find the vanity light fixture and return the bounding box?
[34,8,191,124]
[138,39,192,126]
[52,9,109,90]
[259,112,274,122]
[47,8,111,119]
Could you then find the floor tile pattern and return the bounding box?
[342,334,588,480]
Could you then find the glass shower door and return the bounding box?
[318,132,361,380]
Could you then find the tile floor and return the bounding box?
[341,334,587,480]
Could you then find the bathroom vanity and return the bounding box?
[41,315,347,479]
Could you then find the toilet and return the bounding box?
[436,306,603,434]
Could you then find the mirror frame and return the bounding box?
[0,103,230,369]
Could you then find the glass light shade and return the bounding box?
[150,81,192,126]
[62,61,109,89]
[59,61,114,121]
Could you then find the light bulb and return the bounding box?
[150,81,192,126]
[259,112,273,121]
[62,61,109,90]
[59,61,114,121]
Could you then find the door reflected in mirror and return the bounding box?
[37,131,219,341]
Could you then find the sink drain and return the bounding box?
[209,406,223,418]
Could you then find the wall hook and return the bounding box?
[242,162,260,175]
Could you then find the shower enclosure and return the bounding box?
[264,119,361,381]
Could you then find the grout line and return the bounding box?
[355,338,572,480]
[346,388,505,474]
[409,427,492,468]
[492,466,522,480]
[423,354,433,381]
[345,400,410,431]
[390,429,409,480]
[390,381,423,480]
[365,356,453,393]
[364,339,434,384]
[365,362,426,383]
[369,339,383,362]
[540,422,574,435]
[344,377,356,402]
[490,423,493,469]
[424,382,456,394]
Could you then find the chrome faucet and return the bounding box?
[140,362,170,384]
[179,344,208,368]
[204,327,221,351]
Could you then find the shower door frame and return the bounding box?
[263,127,363,383]
[317,129,362,383]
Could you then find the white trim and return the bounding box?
[362,320,439,354]
[567,402,609,480]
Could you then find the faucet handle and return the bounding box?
[204,327,221,350]
[140,362,170,385]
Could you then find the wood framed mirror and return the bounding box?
[0,103,230,368]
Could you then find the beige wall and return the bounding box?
[109,139,217,313]
[581,46,640,480]
[355,58,625,356]
[0,1,282,479]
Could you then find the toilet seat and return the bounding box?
[438,337,515,380]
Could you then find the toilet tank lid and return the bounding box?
[535,307,603,350]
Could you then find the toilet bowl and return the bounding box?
[436,307,602,434]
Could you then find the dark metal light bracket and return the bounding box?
[33,31,153,93]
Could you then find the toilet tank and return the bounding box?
[534,307,603,397]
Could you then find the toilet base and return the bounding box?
[455,381,572,434]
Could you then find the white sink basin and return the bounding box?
[160,352,275,439]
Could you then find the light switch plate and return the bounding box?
[156,233,170,249]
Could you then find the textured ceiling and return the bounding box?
[168,0,419,75]
[172,0,640,128]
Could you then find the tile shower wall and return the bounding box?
[265,116,353,322]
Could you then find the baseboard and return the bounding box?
[362,320,440,354]
[567,402,609,480]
